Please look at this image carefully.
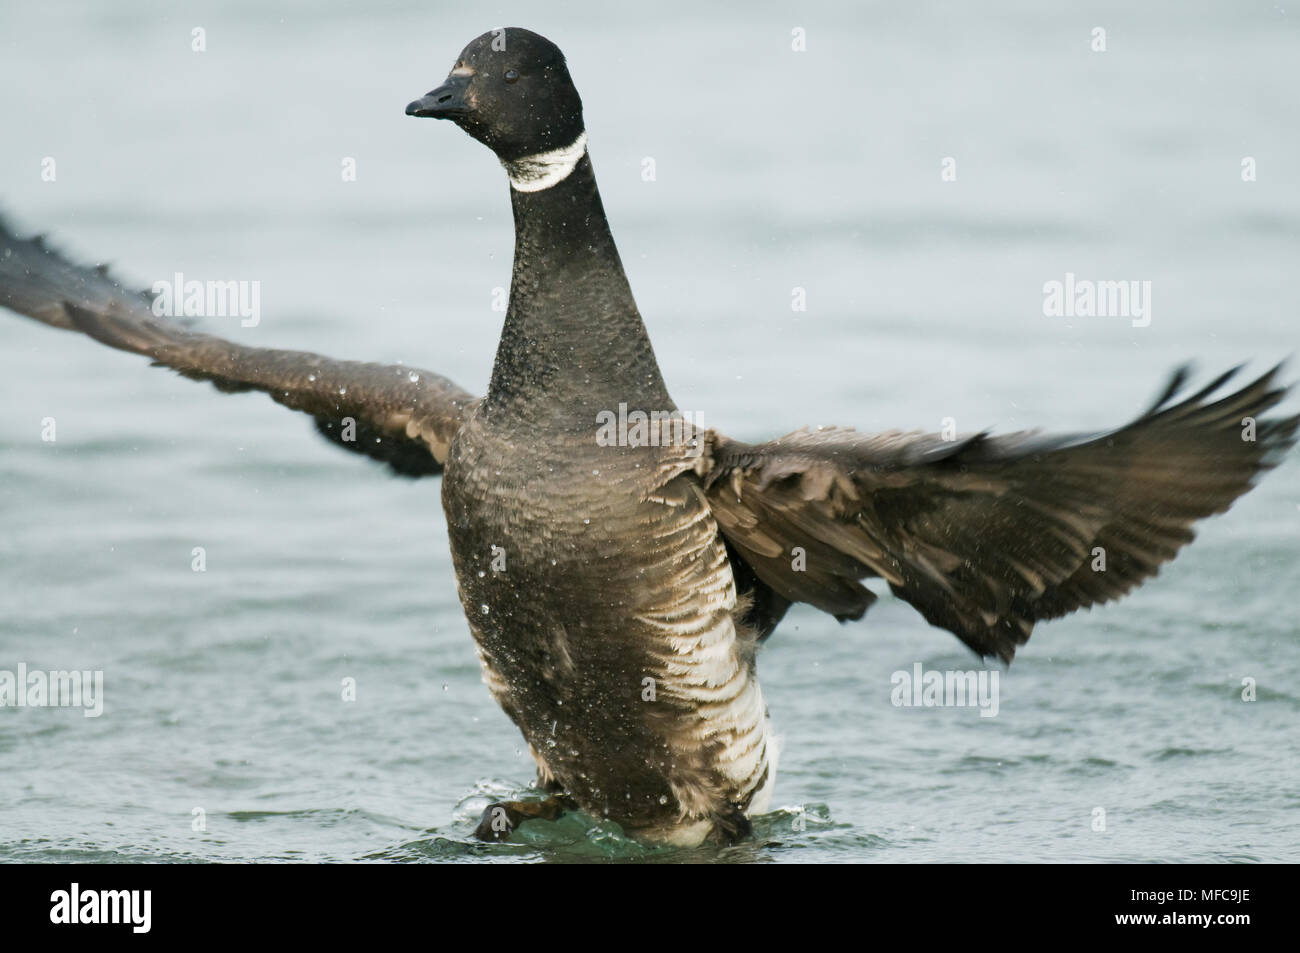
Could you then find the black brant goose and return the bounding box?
[1,28,1296,847]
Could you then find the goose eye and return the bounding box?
[504,69,520,84]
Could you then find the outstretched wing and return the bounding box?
[702,366,1297,662]
[0,218,476,476]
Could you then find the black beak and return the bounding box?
[406,75,470,119]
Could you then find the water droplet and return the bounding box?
[477,570,486,578]
[408,371,420,383]
[480,604,490,615]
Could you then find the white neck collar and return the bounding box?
[502,132,588,192]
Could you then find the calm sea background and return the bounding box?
[0,0,1297,863]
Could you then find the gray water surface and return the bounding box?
[1,0,1297,862]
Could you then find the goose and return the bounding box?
[1,27,1295,847]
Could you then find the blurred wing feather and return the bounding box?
[703,366,1297,661]
[1,217,475,476]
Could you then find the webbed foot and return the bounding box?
[473,795,568,842]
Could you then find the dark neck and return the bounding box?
[484,150,671,429]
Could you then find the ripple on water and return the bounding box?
[1149,747,1232,762]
